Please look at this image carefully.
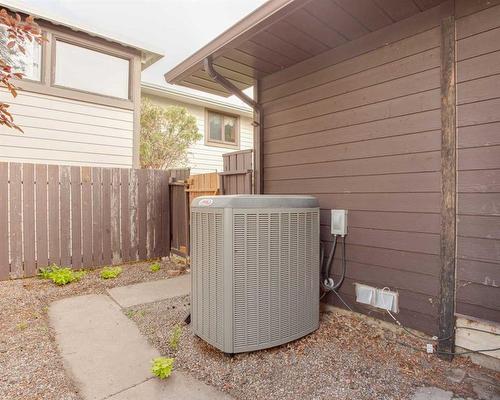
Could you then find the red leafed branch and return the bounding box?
[0,9,44,132]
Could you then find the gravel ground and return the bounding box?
[128,295,500,400]
[0,258,185,400]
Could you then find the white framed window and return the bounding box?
[206,110,239,147]
[54,40,130,99]
[0,25,42,81]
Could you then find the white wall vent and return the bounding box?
[191,195,320,353]
[355,283,399,313]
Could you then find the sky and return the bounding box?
[3,0,267,102]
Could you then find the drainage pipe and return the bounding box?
[203,57,264,193]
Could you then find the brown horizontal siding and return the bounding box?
[265,131,441,167]
[264,89,440,142]
[319,210,441,234]
[260,9,444,334]
[265,172,440,194]
[265,152,441,181]
[261,28,440,107]
[456,4,500,323]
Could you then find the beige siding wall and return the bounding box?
[144,93,253,175]
[0,89,134,167]
[260,6,444,334]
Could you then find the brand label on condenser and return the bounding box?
[198,198,214,206]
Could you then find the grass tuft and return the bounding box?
[100,266,122,279]
[150,262,161,272]
[151,357,174,379]
[39,264,86,285]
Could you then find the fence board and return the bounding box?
[1,162,171,279]
[120,169,130,262]
[9,163,22,278]
[92,168,103,266]
[23,164,36,276]
[161,171,170,256]
[48,165,60,265]
[129,169,138,261]
[137,169,147,260]
[71,166,82,268]
[146,169,154,258]
[111,168,121,264]
[154,170,163,257]
[35,164,48,269]
[102,168,112,265]
[0,163,8,279]
[60,166,71,266]
[81,167,93,267]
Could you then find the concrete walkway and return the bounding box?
[108,274,190,308]
[49,275,230,400]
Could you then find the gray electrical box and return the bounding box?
[190,195,320,353]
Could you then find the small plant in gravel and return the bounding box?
[125,309,145,318]
[150,262,161,272]
[168,324,182,351]
[151,357,174,379]
[39,264,86,285]
[100,266,122,279]
[16,321,28,330]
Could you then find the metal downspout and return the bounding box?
[203,57,264,193]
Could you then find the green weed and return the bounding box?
[150,262,161,272]
[100,266,122,279]
[17,321,28,330]
[39,264,86,285]
[151,357,174,379]
[169,324,182,351]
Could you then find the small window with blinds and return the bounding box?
[206,110,239,148]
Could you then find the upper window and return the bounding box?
[207,111,238,147]
[0,25,42,81]
[54,40,130,99]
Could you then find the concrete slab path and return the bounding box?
[49,276,229,400]
[107,274,190,308]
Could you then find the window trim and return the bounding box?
[205,109,240,149]
[51,36,132,101]
[10,24,139,110]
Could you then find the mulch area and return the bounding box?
[128,295,500,400]
[0,258,185,400]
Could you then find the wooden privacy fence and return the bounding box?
[0,162,170,279]
[220,149,253,195]
[186,172,220,204]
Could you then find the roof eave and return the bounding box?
[164,0,309,85]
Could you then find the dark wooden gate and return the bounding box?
[169,168,190,256]
[220,149,253,195]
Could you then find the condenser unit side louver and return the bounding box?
[191,195,320,354]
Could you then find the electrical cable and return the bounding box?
[331,289,354,313]
[394,340,500,356]
[381,287,500,342]
[321,235,347,292]
[318,236,500,355]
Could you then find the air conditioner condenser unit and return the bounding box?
[190,195,320,354]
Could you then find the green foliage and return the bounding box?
[17,321,28,330]
[151,357,174,379]
[125,309,146,318]
[150,262,161,272]
[169,324,182,351]
[140,98,201,169]
[100,266,122,279]
[39,264,86,285]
